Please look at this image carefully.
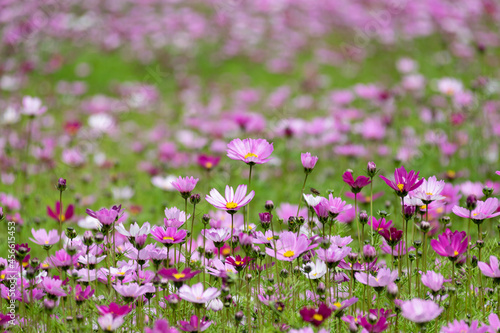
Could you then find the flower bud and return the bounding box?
[482,186,493,198]
[57,178,67,191]
[317,282,326,295]
[235,311,244,323]
[65,227,77,240]
[347,253,358,263]
[363,244,376,262]
[83,231,93,246]
[466,195,477,211]
[420,221,431,233]
[359,211,368,225]
[265,201,274,212]
[387,282,398,300]
[367,161,377,177]
[94,232,105,244]
[190,193,201,205]
[202,214,210,224]
[280,269,289,279]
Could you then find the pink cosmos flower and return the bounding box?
[266,231,317,261]
[380,166,424,197]
[401,298,443,323]
[496,171,500,176]
[47,201,74,223]
[178,282,220,303]
[21,96,47,116]
[171,176,199,198]
[86,206,120,225]
[41,277,67,297]
[205,185,254,213]
[452,198,500,222]
[226,138,273,165]
[29,228,59,247]
[355,268,398,288]
[478,256,500,279]
[301,152,318,172]
[412,176,446,203]
[113,283,155,300]
[201,228,231,243]
[440,320,488,333]
[421,271,445,293]
[115,222,150,238]
[145,319,179,333]
[151,226,187,246]
[98,314,125,332]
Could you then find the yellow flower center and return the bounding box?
[267,237,273,241]
[426,192,433,196]
[227,269,233,273]
[365,196,371,202]
[447,170,456,178]
[283,250,295,258]
[445,88,455,96]
[226,202,238,209]
[118,272,126,275]
[0,274,4,279]
[397,183,404,191]
[234,261,243,265]
[222,248,230,255]
[437,207,444,214]
[454,250,459,256]
[421,205,426,210]
[205,162,213,169]
[473,213,478,216]
[173,273,186,280]
[312,314,323,321]
[312,273,317,276]
[244,152,258,159]
[45,240,49,244]
[60,215,66,222]
[333,302,342,308]
[42,263,49,268]
[163,236,175,241]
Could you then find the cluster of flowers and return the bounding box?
[1,138,500,332]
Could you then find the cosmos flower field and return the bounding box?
[1,0,500,332]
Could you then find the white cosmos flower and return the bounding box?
[115,222,150,237]
[152,175,177,191]
[302,259,327,279]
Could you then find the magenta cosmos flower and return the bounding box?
[299,303,332,327]
[342,171,371,194]
[478,256,500,280]
[171,176,199,198]
[430,229,468,260]
[266,231,317,261]
[47,201,74,222]
[205,185,254,213]
[315,194,352,219]
[401,298,443,323]
[29,228,59,247]
[380,166,424,197]
[178,315,212,332]
[151,226,186,247]
[197,154,220,171]
[97,303,132,317]
[452,197,500,223]
[301,152,318,173]
[226,138,273,165]
[158,267,201,282]
[368,217,392,232]
[178,282,220,304]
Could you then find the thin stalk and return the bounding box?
[296,173,309,217]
